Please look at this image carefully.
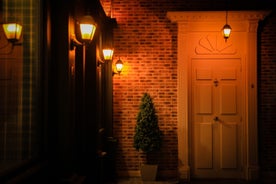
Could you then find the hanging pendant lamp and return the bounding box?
[222,10,232,42]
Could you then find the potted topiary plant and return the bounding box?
[133,93,162,181]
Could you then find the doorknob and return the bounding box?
[213,116,219,121]
[213,79,219,87]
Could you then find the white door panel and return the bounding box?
[191,59,243,179]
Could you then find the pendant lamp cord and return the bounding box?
[226,10,228,24]
[225,0,229,24]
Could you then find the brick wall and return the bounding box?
[259,11,276,174]
[101,0,276,179]
[111,0,178,177]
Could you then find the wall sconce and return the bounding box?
[97,48,113,67]
[102,18,115,61]
[113,58,123,76]
[70,15,97,50]
[79,15,97,44]
[2,22,22,45]
[222,10,231,42]
[103,48,114,60]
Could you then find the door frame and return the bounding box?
[167,11,270,182]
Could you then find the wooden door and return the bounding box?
[191,59,244,179]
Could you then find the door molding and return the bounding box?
[167,11,270,182]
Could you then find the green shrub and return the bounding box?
[134,93,162,153]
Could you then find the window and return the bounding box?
[0,0,42,173]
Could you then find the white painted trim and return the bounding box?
[167,11,270,182]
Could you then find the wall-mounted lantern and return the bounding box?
[102,48,114,61]
[70,15,97,50]
[79,15,97,44]
[101,18,115,62]
[2,22,22,45]
[113,58,123,76]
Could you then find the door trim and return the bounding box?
[167,11,270,182]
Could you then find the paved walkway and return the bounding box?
[112,177,252,184]
[105,176,276,184]
[111,177,178,184]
